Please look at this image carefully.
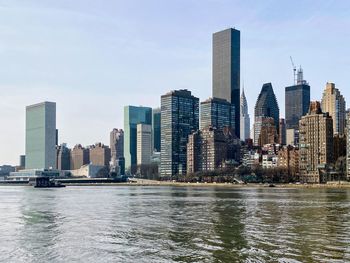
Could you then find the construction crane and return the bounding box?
[290,56,296,85]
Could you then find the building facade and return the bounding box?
[56,144,71,170]
[137,124,152,165]
[25,101,57,169]
[89,143,111,168]
[200,97,235,130]
[254,83,280,134]
[299,101,334,183]
[152,108,161,152]
[347,111,350,180]
[279,118,286,145]
[212,28,240,138]
[278,145,300,180]
[110,128,124,170]
[70,144,90,170]
[321,82,346,135]
[285,68,310,129]
[160,90,199,177]
[124,106,152,171]
[254,117,277,147]
[240,89,250,141]
[187,127,240,174]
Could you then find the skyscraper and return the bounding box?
[70,144,90,170]
[200,97,235,130]
[25,101,56,169]
[279,118,286,145]
[89,143,111,167]
[160,90,199,177]
[254,83,280,141]
[56,144,71,170]
[240,89,250,141]
[137,124,152,165]
[212,28,240,137]
[321,82,346,135]
[285,67,310,129]
[299,101,333,183]
[124,106,152,171]
[187,127,240,174]
[110,128,124,169]
[253,117,277,147]
[152,108,161,152]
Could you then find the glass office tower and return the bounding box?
[200,97,235,131]
[124,106,152,171]
[212,28,240,138]
[160,90,199,177]
[285,68,310,129]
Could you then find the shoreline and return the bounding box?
[1,180,350,189]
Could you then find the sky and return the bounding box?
[1,0,350,165]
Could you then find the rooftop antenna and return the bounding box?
[289,56,296,85]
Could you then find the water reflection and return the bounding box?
[0,186,349,262]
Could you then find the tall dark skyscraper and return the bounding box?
[285,68,310,129]
[212,28,240,137]
[152,108,161,152]
[160,90,199,177]
[200,97,235,130]
[254,83,280,134]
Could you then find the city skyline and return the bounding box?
[1,1,350,165]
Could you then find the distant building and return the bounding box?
[118,157,125,176]
[262,154,278,169]
[200,97,235,130]
[89,143,111,167]
[124,106,152,171]
[152,108,161,152]
[70,164,108,178]
[137,124,152,165]
[321,82,346,135]
[19,155,26,168]
[279,118,286,145]
[0,165,16,178]
[212,28,240,138]
[254,83,280,134]
[285,68,310,129]
[110,128,124,170]
[347,111,350,180]
[56,144,71,170]
[286,129,299,146]
[70,144,90,170]
[160,90,199,177]
[187,127,240,174]
[25,101,56,169]
[254,117,277,147]
[278,145,300,180]
[333,134,346,163]
[299,101,334,183]
[240,89,250,141]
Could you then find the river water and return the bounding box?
[0,185,349,263]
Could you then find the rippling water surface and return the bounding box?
[0,186,350,262]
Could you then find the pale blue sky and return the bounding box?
[1,0,349,165]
